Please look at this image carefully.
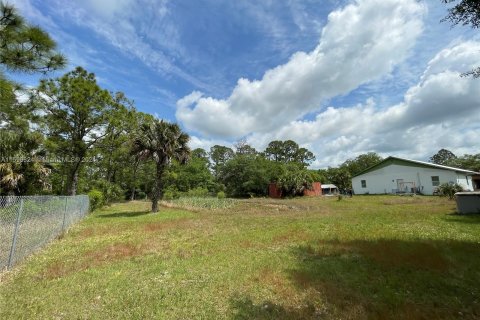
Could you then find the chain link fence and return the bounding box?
[0,195,89,270]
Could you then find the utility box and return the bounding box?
[455,192,480,214]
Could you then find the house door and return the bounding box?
[396,179,404,192]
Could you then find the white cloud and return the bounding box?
[176,0,425,138]
[16,0,216,92]
[84,0,134,19]
[188,136,233,153]
[243,41,480,168]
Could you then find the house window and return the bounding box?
[361,180,367,188]
[431,176,440,187]
[466,176,469,185]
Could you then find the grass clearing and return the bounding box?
[1,196,480,319]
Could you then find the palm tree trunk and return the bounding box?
[151,161,165,213]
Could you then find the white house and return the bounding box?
[352,156,478,195]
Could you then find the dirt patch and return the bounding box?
[85,243,142,262]
[251,267,308,307]
[75,226,128,239]
[42,243,145,279]
[239,240,255,248]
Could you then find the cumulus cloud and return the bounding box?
[245,41,480,167]
[176,0,425,137]
[188,136,233,153]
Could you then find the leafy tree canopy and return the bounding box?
[265,140,315,167]
[441,0,480,77]
[219,154,271,197]
[209,145,234,176]
[429,149,457,165]
[448,153,480,172]
[277,163,314,197]
[0,2,66,74]
[318,167,352,191]
[163,149,215,195]
[441,0,480,29]
[341,152,383,176]
[234,139,257,156]
[36,66,115,195]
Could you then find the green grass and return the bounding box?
[1,196,480,319]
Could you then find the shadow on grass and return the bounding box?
[443,213,480,224]
[284,239,480,320]
[97,210,151,218]
[230,296,319,320]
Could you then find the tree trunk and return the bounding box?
[130,186,135,201]
[66,161,82,196]
[66,170,78,196]
[106,150,113,183]
[129,158,139,201]
[151,161,165,213]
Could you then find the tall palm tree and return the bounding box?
[132,119,190,212]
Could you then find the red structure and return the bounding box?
[268,182,322,198]
[269,183,283,198]
[303,182,322,196]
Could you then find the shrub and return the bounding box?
[89,180,124,204]
[277,163,313,197]
[186,187,210,198]
[136,191,147,200]
[217,191,226,199]
[88,189,104,211]
[437,183,464,200]
[163,186,180,200]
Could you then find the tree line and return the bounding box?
[0,3,382,207]
[429,149,480,172]
[2,2,479,212]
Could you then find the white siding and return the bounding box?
[456,175,472,191]
[352,164,474,195]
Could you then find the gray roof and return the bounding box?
[321,184,337,189]
[353,156,479,177]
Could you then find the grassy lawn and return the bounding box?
[1,195,480,319]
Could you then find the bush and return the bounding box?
[186,187,210,198]
[437,183,464,200]
[217,191,226,199]
[88,189,104,211]
[136,191,147,200]
[277,163,313,197]
[89,180,124,204]
[163,186,180,200]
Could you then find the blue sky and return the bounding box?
[9,0,480,168]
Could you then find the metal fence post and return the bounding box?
[62,196,68,231]
[8,198,24,269]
